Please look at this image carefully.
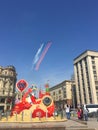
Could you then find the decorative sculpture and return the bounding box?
[11,80,55,118]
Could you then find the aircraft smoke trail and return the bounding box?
[35,41,52,70]
[32,43,44,69]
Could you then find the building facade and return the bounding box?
[74,50,98,105]
[0,66,17,112]
[50,80,76,108]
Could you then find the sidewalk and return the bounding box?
[0,119,96,130]
[70,116,98,130]
[87,118,98,130]
[0,115,97,130]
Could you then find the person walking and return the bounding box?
[83,106,89,121]
[65,104,70,119]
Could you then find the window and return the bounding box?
[53,92,55,95]
[93,71,96,74]
[10,71,13,76]
[94,76,97,80]
[96,86,98,90]
[56,96,58,100]
[7,106,10,110]
[86,104,98,108]
[63,91,66,98]
[92,61,95,64]
[3,90,5,94]
[2,70,8,75]
[95,81,98,85]
[91,56,95,60]
[59,90,61,94]
[63,87,66,91]
[64,94,66,98]
[96,92,98,96]
[92,66,96,69]
[0,98,5,103]
[59,96,61,100]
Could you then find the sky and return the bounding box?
[0,0,98,89]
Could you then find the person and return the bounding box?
[97,109,98,122]
[80,108,83,119]
[83,106,89,121]
[65,104,70,119]
[77,108,81,119]
[77,108,83,120]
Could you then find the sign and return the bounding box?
[16,79,28,92]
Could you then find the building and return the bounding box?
[0,66,17,112]
[50,80,76,108]
[74,50,98,105]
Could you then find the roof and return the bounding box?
[74,50,98,61]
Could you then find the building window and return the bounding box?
[62,87,66,91]
[96,92,98,101]
[59,90,61,94]
[92,61,95,64]
[95,81,98,85]
[96,86,98,90]
[53,92,55,95]
[59,96,61,100]
[2,70,8,75]
[93,71,96,74]
[7,106,10,110]
[91,56,95,59]
[63,91,66,98]
[56,95,58,100]
[3,90,5,94]
[10,71,13,76]
[64,94,66,98]
[94,75,97,80]
[0,98,5,103]
[92,66,96,69]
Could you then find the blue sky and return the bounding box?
[0,0,98,89]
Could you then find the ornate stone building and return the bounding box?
[0,66,17,112]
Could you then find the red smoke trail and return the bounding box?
[35,42,52,70]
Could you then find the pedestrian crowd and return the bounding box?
[77,105,89,121]
[54,104,90,121]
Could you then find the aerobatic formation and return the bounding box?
[32,41,52,70]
